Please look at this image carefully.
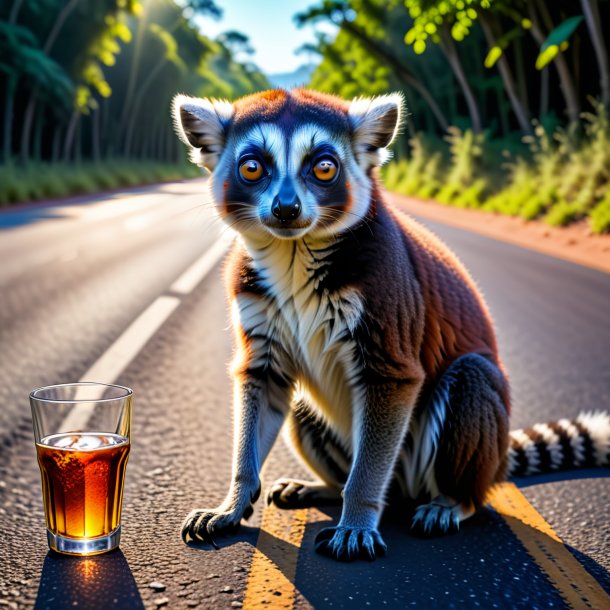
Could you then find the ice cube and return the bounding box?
[75,434,103,450]
[55,434,81,449]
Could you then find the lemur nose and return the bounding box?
[272,198,301,222]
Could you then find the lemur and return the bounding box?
[172,89,610,562]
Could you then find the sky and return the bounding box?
[195,0,337,75]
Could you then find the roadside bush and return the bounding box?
[387,102,610,234]
[0,160,199,207]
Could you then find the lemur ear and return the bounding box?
[348,93,404,167]
[172,94,234,171]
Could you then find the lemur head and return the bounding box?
[173,89,402,241]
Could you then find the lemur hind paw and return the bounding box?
[410,497,474,537]
[267,478,342,509]
[314,526,387,562]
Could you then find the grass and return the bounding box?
[0,160,202,207]
[383,101,610,234]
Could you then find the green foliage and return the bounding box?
[309,30,391,97]
[535,16,583,70]
[590,190,610,234]
[384,128,489,207]
[0,160,200,206]
[1,0,268,164]
[404,0,490,53]
[436,128,488,206]
[382,133,445,198]
[0,20,74,107]
[387,103,610,233]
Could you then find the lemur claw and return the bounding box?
[181,485,261,545]
[314,526,387,562]
[181,509,240,548]
[410,502,461,537]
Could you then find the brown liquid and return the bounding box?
[36,432,130,539]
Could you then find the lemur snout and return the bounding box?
[272,198,302,222]
[272,177,302,222]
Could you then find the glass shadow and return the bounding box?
[35,549,144,610]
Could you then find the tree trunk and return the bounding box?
[580,0,610,106]
[100,97,111,158]
[51,125,61,163]
[2,74,17,162]
[529,1,580,124]
[33,107,43,161]
[123,59,167,157]
[479,13,532,134]
[8,0,26,24]
[92,107,101,163]
[63,109,79,162]
[156,125,165,161]
[341,21,450,132]
[20,97,36,163]
[75,117,82,164]
[439,24,483,133]
[540,67,549,117]
[513,37,529,111]
[20,0,82,163]
[495,84,509,136]
[44,0,81,53]
[119,3,149,153]
[165,126,172,163]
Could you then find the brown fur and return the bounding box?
[176,88,511,555]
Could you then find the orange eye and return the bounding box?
[239,159,264,182]
[312,158,337,182]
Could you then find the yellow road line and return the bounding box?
[242,507,310,609]
[487,482,610,610]
[244,482,609,609]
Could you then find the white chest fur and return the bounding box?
[236,238,365,441]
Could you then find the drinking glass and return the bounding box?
[30,382,132,556]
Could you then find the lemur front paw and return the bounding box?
[314,526,387,562]
[267,478,342,509]
[181,508,242,547]
[181,484,261,546]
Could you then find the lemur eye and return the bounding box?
[239,159,264,182]
[312,158,338,182]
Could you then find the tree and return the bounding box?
[0,0,268,165]
[296,0,450,132]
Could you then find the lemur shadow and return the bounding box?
[185,522,305,593]
[511,466,610,488]
[184,523,260,552]
[295,481,610,608]
[34,549,144,610]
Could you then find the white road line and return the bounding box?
[170,231,234,295]
[59,236,231,432]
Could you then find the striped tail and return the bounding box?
[507,412,610,477]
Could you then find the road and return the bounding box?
[0,181,608,610]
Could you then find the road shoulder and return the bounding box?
[389,191,610,275]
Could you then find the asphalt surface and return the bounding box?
[0,182,608,609]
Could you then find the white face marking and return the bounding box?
[214,122,375,242]
[235,123,286,165]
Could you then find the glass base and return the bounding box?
[47,526,121,556]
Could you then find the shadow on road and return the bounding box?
[512,467,610,488]
[184,523,260,553]
[0,180,204,231]
[34,549,144,610]
[293,506,566,608]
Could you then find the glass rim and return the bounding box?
[30,382,133,404]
